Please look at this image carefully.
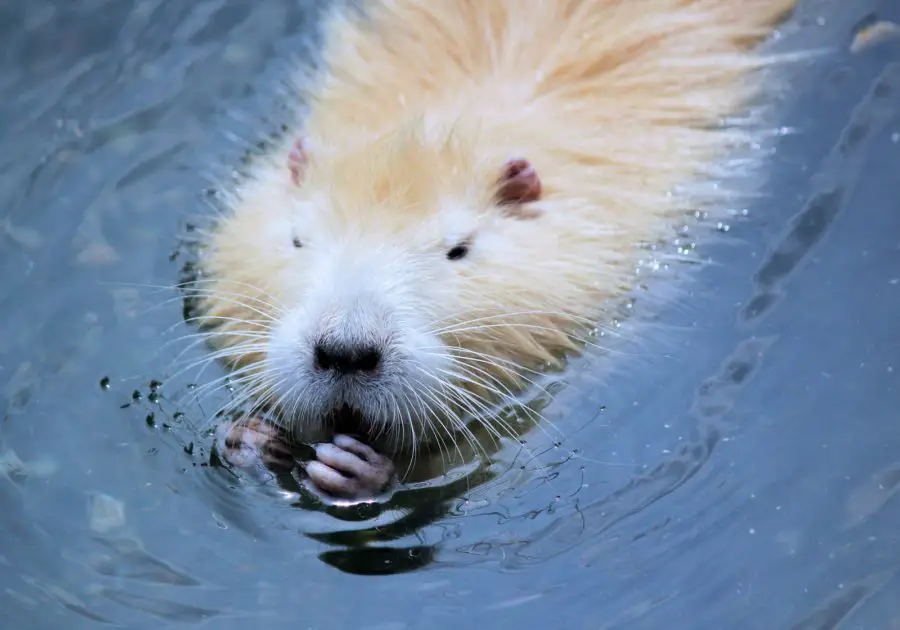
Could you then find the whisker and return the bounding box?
[431,309,602,335]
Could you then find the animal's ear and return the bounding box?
[288,137,311,186]
[495,157,542,219]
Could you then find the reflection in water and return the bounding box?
[741,61,900,324]
[320,545,436,576]
[438,427,719,572]
[2,1,900,629]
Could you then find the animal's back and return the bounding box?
[297,0,799,294]
[310,0,794,133]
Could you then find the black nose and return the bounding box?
[313,342,382,375]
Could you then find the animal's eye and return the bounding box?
[292,236,302,248]
[446,243,469,261]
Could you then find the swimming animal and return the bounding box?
[194,0,800,501]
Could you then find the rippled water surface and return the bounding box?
[2,1,899,628]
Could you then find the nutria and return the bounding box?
[194,0,799,502]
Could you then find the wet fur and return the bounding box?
[195,0,800,461]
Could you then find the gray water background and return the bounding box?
[1,0,899,628]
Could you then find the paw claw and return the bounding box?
[332,434,382,463]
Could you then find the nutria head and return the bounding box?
[197,121,605,451]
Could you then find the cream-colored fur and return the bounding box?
[196,0,799,455]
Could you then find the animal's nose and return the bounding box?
[313,341,382,375]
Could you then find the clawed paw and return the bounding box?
[301,434,396,502]
[215,419,396,503]
[217,417,295,475]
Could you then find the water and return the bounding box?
[2,1,899,628]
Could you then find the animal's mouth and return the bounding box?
[325,403,370,438]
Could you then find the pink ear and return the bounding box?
[496,158,542,218]
[288,138,309,186]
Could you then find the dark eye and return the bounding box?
[292,236,302,248]
[446,243,469,261]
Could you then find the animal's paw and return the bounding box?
[302,434,396,502]
[216,417,295,475]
